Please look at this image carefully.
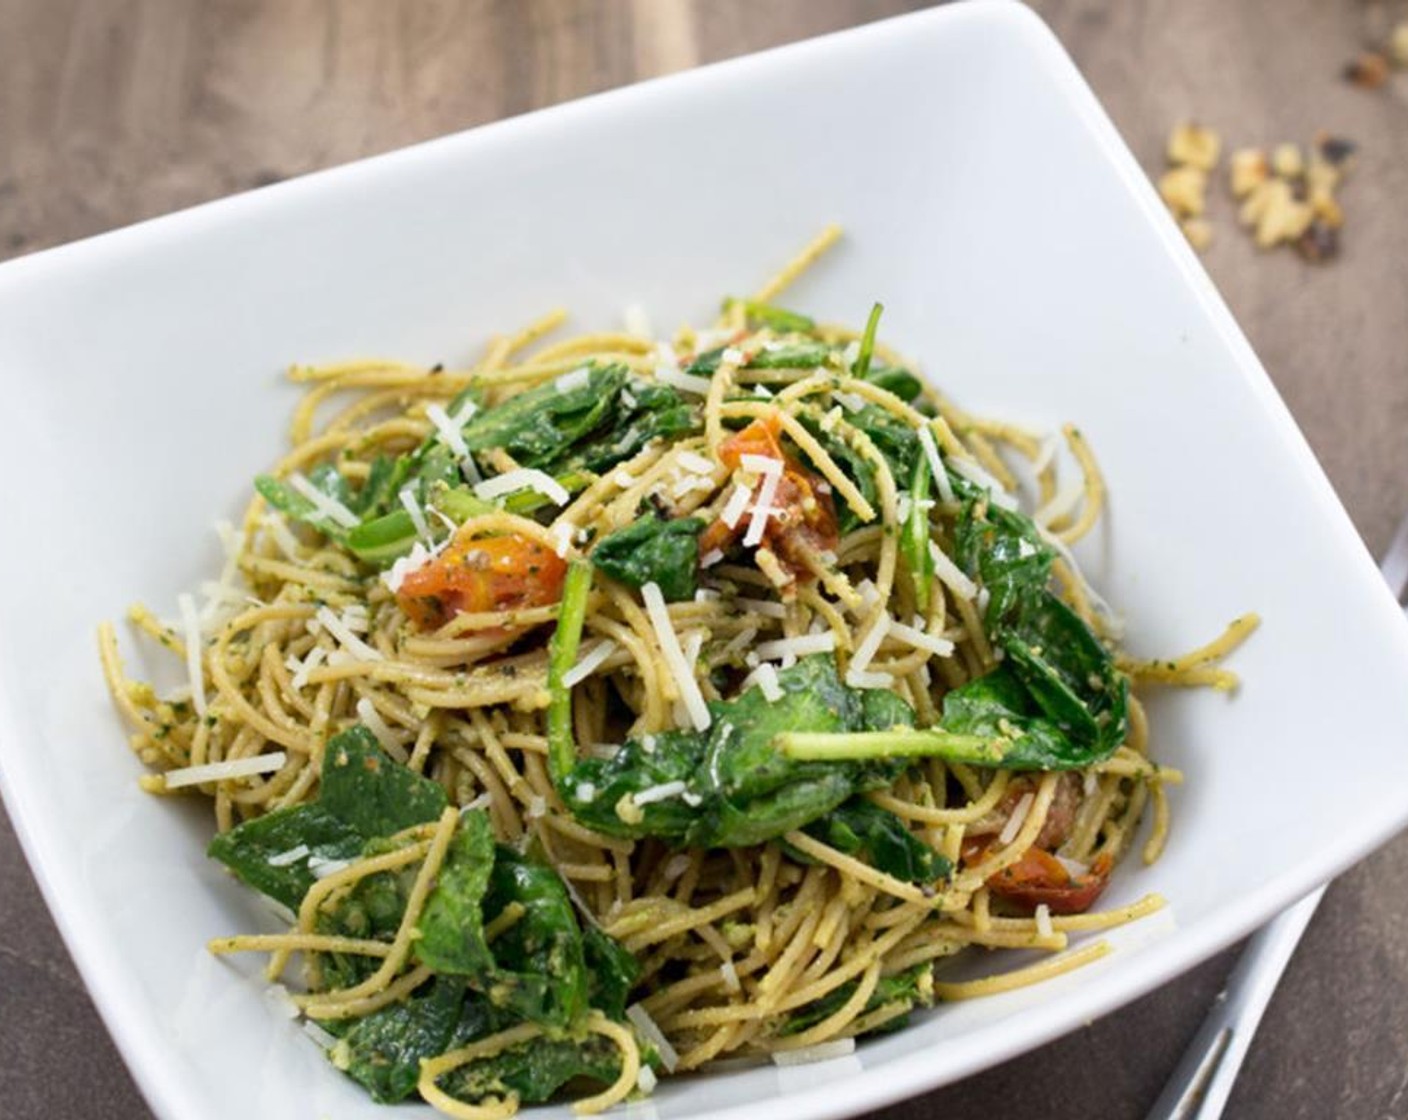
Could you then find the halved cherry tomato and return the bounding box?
[395,529,566,630]
[700,413,838,585]
[962,837,1113,916]
[967,775,1082,853]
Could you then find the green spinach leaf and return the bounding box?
[590,516,704,601]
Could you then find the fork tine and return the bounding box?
[1380,510,1408,602]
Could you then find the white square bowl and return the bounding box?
[3,3,1408,1119]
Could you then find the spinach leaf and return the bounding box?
[461,366,624,468]
[688,343,832,376]
[206,804,363,911]
[590,516,704,601]
[549,564,916,850]
[414,810,498,979]
[320,726,450,838]
[730,298,815,334]
[480,846,589,1028]
[341,975,467,1102]
[780,965,933,1039]
[799,798,950,885]
[206,727,446,909]
[780,495,1129,771]
[415,811,589,1030]
[566,381,697,476]
[438,1032,624,1107]
[862,365,924,403]
[583,926,640,1022]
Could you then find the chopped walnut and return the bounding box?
[1180,217,1213,252]
[1167,122,1222,172]
[1245,179,1313,249]
[1295,221,1340,263]
[1159,165,1208,218]
[1392,23,1408,67]
[1271,143,1304,179]
[1344,51,1390,88]
[1229,148,1270,199]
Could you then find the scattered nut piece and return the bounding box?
[1167,122,1222,172]
[1180,217,1213,252]
[1308,183,1344,229]
[1295,221,1339,263]
[1315,133,1356,168]
[1251,179,1313,249]
[1392,22,1408,67]
[1271,143,1304,179]
[1344,51,1390,88]
[1229,148,1270,198]
[1159,165,1208,218]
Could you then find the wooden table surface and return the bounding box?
[3,2,1407,1117]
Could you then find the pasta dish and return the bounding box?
[99,227,1255,1117]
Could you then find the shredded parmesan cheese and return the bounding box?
[929,542,978,601]
[998,792,1036,845]
[744,465,783,548]
[888,620,956,659]
[424,403,470,458]
[677,449,715,475]
[554,366,591,393]
[847,612,891,681]
[177,592,208,717]
[474,468,570,507]
[753,663,783,702]
[633,780,688,806]
[398,486,431,542]
[721,483,754,529]
[266,844,310,868]
[656,365,712,395]
[355,697,407,763]
[736,596,786,620]
[754,633,835,660]
[163,751,287,790]
[626,1004,679,1073]
[950,456,1019,510]
[315,606,383,662]
[562,639,618,688]
[641,582,711,732]
[287,472,361,529]
[772,1038,856,1066]
[1035,903,1054,938]
[720,960,741,992]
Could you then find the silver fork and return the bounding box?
[1145,510,1408,1120]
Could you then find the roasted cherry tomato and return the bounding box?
[395,530,566,630]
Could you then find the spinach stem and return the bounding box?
[853,302,884,380]
[548,561,592,783]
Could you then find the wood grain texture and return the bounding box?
[2,2,1406,1118]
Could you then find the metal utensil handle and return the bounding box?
[1146,518,1408,1120]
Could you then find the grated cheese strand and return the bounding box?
[641,582,711,732]
[177,592,208,717]
[562,639,619,689]
[474,468,570,507]
[315,606,383,662]
[287,472,361,530]
[164,751,287,790]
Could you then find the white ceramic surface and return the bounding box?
[3,3,1408,1119]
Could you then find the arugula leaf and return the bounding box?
[799,798,951,885]
[590,516,704,601]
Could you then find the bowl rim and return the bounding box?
[3,3,1408,1119]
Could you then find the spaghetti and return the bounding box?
[99,227,1256,1115]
